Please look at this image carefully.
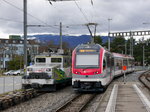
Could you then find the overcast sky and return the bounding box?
[0,0,150,39]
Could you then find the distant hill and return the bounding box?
[28,34,113,48]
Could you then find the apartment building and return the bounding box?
[0,39,39,69]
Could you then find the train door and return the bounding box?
[111,57,115,78]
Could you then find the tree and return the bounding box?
[110,36,125,53]
[134,38,150,66]
[7,55,23,70]
[94,36,102,45]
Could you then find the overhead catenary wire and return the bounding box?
[74,0,90,23]
[0,17,23,23]
[1,0,100,35]
[2,0,58,29]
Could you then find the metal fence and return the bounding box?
[0,76,22,94]
[135,66,150,71]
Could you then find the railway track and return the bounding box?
[146,75,150,82]
[56,93,97,112]
[139,70,150,91]
[0,88,41,110]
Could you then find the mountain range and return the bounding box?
[28,34,113,48]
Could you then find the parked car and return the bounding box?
[3,70,15,75]
[13,69,24,75]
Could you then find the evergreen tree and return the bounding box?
[94,36,102,45]
[110,36,125,53]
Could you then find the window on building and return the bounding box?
[20,41,23,44]
[13,40,16,43]
[5,40,9,43]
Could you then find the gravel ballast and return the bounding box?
[2,86,75,112]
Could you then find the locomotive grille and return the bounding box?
[28,73,50,79]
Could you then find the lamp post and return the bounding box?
[125,41,127,55]
[108,18,112,51]
[141,37,145,69]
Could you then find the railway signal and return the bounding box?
[122,66,127,84]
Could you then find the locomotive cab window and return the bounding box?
[51,58,62,63]
[36,58,46,63]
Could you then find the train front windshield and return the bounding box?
[76,54,99,68]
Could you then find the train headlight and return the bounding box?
[46,68,51,72]
[75,71,80,74]
[27,68,33,72]
[95,71,99,74]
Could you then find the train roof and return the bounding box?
[112,53,134,59]
[76,44,102,50]
[35,53,70,58]
[28,64,60,68]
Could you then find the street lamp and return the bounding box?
[108,18,112,51]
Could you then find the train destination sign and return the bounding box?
[79,49,97,52]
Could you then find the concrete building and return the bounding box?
[0,39,39,69]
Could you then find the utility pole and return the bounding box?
[142,37,145,69]
[108,18,112,51]
[23,0,27,74]
[129,31,132,56]
[125,41,127,55]
[60,22,62,49]
[143,45,145,68]
[132,36,134,56]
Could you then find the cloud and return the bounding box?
[0,0,150,38]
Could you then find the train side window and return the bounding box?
[36,58,46,63]
[103,59,106,70]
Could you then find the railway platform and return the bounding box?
[97,82,150,112]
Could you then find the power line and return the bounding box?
[74,0,90,23]
[0,17,23,23]
[2,0,58,29]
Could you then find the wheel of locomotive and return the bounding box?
[22,84,31,90]
[52,84,56,92]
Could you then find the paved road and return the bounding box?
[0,76,22,94]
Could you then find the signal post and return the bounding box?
[122,66,127,84]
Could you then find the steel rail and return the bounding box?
[146,75,150,82]
[56,93,97,112]
[139,70,150,91]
